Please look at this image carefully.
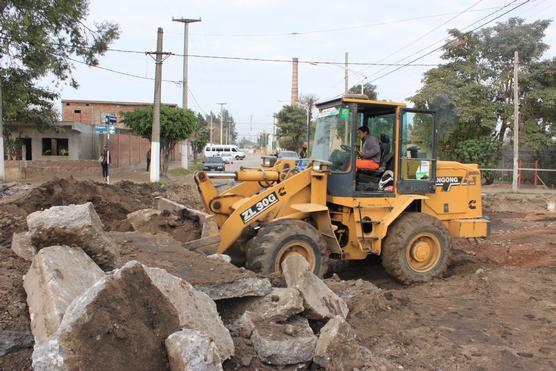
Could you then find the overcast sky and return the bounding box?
[58,0,556,141]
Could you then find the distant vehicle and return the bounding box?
[202,156,225,171]
[296,158,310,170]
[204,144,245,160]
[278,151,299,159]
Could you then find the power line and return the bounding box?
[106,48,438,67]
[67,57,182,85]
[181,6,502,38]
[367,0,533,84]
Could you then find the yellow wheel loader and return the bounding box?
[193,96,489,283]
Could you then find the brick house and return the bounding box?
[3,99,181,180]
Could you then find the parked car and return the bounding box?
[202,156,225,171]
[277,150,299,160]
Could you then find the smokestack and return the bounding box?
[291,57,299,106]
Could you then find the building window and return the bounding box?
[42,138,69,156]
[74,109,81,113]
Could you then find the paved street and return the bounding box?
[226,152,262,172]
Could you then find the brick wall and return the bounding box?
[62,100,177,126]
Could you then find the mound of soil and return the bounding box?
[0,178,202,249]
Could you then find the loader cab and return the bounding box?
[312,96,437,197]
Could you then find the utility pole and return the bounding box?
[344,52,349,95]
[172,17,200,170]
[512,50,520,192]
[209,115,213,145]
[217,102,226,145]
[146,27,171,182]
[0,81,4,181]
[172,17,201,109]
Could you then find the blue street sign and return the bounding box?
[95,126,108,134]
[104,114,117,125]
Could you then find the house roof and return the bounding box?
[62,99,178,107]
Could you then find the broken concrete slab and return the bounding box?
[26,202,119,269]
[126,209,162,231]
[245,288,304,322]
[282,255,348,320]
[23,246,105,342]
[244,312,317,366]
[145,266,234,360]
[110,231,272,300]
[10,231,36,261]
[0,330,34,357]
[314,315,395,370]
[166,329,223,371]
[32,261,180,371]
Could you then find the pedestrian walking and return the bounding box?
[146,148,151,172]
[99,144,111,184]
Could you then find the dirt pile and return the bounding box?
[0,177,202,249]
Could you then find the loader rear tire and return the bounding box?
[381,212,450,284]
[245,219,328,278]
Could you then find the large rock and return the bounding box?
[165,329,223,371]
[126,209,162,230]
[11,231,36,261]
[282,256,348,320]
[240,311,317,366]
[27,202,119,269]
[314,316,395,370]
[23,246,105,342]
[196,276,272,301]
[32,261,180,371]
[111,231,272,300]
[246,288,304,322]
[145,267,234,360]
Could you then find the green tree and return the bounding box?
[122,106,197,176]
[348,82,378,100]
[411,18,552,161]
[190,113,210,163]
[1,0,120,155]
[275,105,306,150]
[257,132,270,149]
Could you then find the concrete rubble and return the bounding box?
[282,255,349,320]
[23,245,105,342]
[195,275,273,301]
[10,231,36,261]
[244,287,305,322]
[145,266,234,360]
[26,202,120,269]
[125,208,162,231]
[240,311,317,366]
[166,329,223,371]
[32,261,180,371]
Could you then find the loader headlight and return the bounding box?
[262,157,272,167]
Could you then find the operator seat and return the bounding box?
[356,135,393,191]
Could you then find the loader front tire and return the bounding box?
[381,212,450,284]
[246,219,328,277]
